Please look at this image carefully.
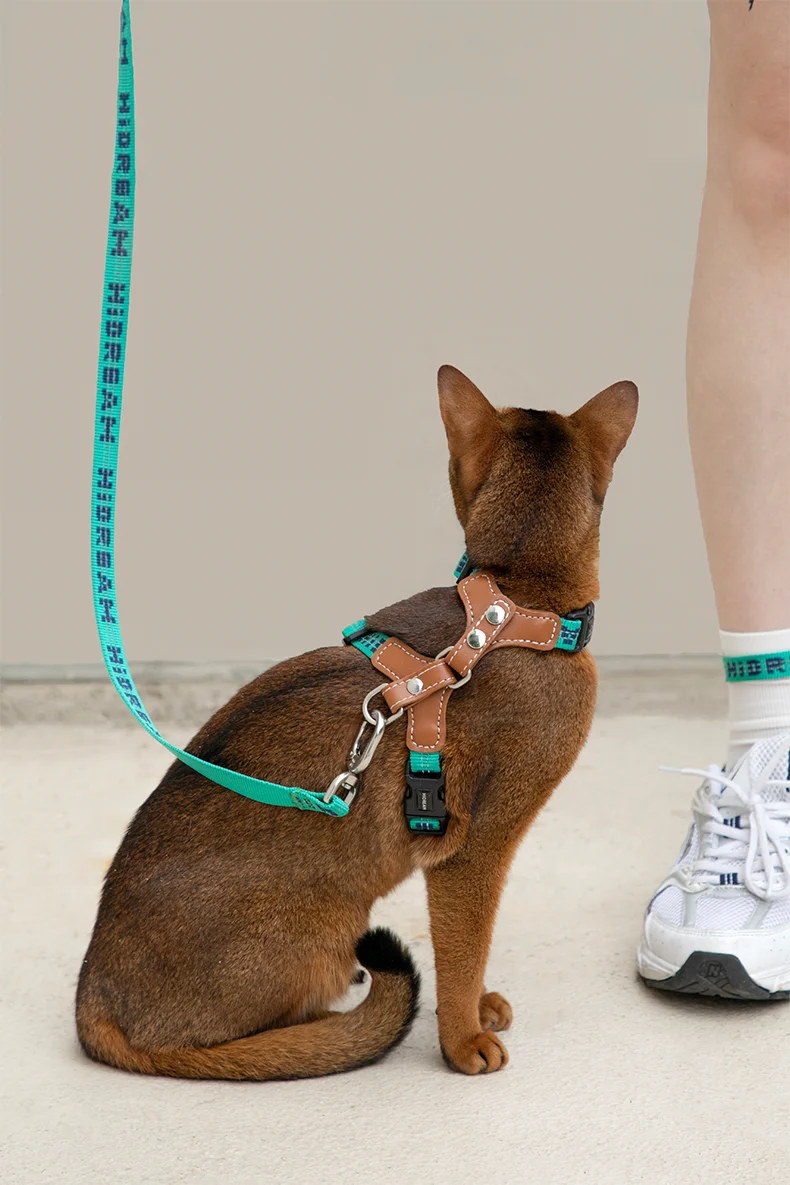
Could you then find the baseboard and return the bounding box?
[1,655,726,725]
[0,654,722,683]
[0,660,276,684]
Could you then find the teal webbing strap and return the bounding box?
[351,632,390,659]
[341,620,391,660]
[409,751,442,774]
[91,1,347,817]
[724,653,790,682]
[453,552,473,581]
[556,617,582,651]
[342,619,368,641]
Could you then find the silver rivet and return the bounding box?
[467,628,486,650]
[406,677,424,696]
[485,604,506,625]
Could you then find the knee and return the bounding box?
[712,63,790,230]
[727,131,790,231]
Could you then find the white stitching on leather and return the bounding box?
[409,688,447,751]
[458,572,498,622]
[490,609,559,647]
[387,662,454,709]
[373,639,432,679]
[451,574,512,675]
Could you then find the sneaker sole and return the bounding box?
[640,950,790,1001]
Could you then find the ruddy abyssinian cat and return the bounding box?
[77,365,637,1078]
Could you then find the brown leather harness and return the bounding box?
[340,565,594,833]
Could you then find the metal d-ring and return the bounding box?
[434,646,472,692]
[362,683,405,728]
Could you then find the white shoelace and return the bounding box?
[660,763,790,901]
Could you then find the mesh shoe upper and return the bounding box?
[646,734,790,933]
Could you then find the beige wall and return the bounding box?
[1,0,716,667]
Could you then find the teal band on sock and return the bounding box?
[723,652,790,682]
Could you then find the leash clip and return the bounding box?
[323,770,359,807]
[323,709,388,806]
[348,711,387,774]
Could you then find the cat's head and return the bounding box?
[438,365,638,602]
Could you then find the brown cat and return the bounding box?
[76,365,637,1078]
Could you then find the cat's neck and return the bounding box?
[490,567,599,617]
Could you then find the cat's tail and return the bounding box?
[77,928,420,1081]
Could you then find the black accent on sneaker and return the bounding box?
[641,951,790,1001]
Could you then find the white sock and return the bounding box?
[721,626,790,768]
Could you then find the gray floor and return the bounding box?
[2,677,788,1184]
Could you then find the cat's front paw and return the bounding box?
[441,1030,509,1075]
[479,991,512,1032]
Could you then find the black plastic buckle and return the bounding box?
[563,601,595,652]
[404,762,448,835]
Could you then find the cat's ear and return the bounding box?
[571,380,638,472]
[437,365,501,511]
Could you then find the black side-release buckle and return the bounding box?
[404,762,448,835]
[563,602,595,652]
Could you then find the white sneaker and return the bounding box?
[638,733,790,1000]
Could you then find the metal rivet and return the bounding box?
[406,677,424,696]
[467,628,486,650]
[485,604,506,625]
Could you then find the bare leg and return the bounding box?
[687,0,790,632]
[639,2,790,1000]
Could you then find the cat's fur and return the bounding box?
[76,365,637,1077]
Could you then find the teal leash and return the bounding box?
[91,0,348,817]
[92,3,595,824]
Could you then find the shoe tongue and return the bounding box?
[748,733,790,782]
[711,773,748,813]
[717,735,790,810]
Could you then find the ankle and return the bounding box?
[721,627,790,769]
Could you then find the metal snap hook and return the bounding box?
[348,710,387,774]
[323,770,359,806]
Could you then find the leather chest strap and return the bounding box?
[369,571,565,754]
[446,571,562,677]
